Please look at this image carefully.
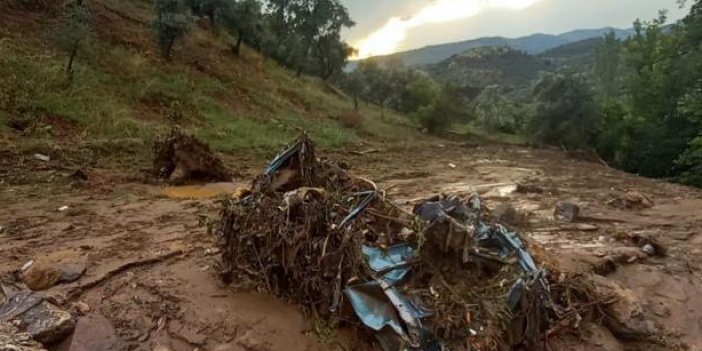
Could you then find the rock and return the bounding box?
[554,202,580,222]
[589,275,657,339]
[0,321,47,351]
[72,302,90,315]
[608,191,654,210]
[0,291,75,344]
[21,260,86,291]
[59,314,120,351]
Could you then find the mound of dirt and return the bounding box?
[152,129,232,183]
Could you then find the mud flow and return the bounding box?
[2,138,702,351]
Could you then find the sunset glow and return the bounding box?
[352,0,541,59]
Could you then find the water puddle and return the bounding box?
[161,182,245,199]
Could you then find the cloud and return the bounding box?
[352,0,541,58]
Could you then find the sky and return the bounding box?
[341,0,691,58]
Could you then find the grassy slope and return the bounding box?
[0,0,423,165]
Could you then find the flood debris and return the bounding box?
[0,287,75,345]
[152,129,232,183]
[219,134,615,350]
[0,321,47,351]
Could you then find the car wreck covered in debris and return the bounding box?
[219,134,569,351]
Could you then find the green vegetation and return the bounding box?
[340,58,470,134]
[54,0,95,80]
[521,3,702,187]
[0,0,424,159]
[529,72,599,149]
[153,0,192,60]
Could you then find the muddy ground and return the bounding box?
[2,142,702,351]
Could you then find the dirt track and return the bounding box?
[2,142,702,351]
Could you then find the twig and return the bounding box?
[252,244,272,292]
[349,149,380,156]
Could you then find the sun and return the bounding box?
[351,0,542,60]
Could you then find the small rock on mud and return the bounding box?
[21,260,86,291]
[55,314,120,351]
[554,202,580,222]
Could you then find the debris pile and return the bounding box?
[0,282,75,347]
[152,129,232,182]
[218,135,596,350]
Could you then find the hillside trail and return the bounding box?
[2,142,702,351]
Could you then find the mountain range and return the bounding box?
[354,27,634,67]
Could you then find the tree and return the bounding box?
[218,0,263,55]
[413,84,466,134]
[473,85,522,133]
[401,72,440,114]
[357,60,393,119]
[55,0,94,81]
[529,72,599,149]
[610,10,701,177]
[594,31,623,99]
[185,0,226,33]
[261,0,354,79]
[340,69,364,111]
[153,0,192,60]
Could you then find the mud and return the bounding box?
[2,142,702,350]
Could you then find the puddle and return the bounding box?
[161,182,244,199]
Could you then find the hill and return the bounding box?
[354,27,634,67]
[0,0,420,170]
[419,34,607,100]
[423,46,548,99]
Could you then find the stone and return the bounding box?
[554,202,580,223]
[73,302,90,315]
[21,260,86,291]
[0,291,75,344]
[0,321,47,351]
[61,314,120,351]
